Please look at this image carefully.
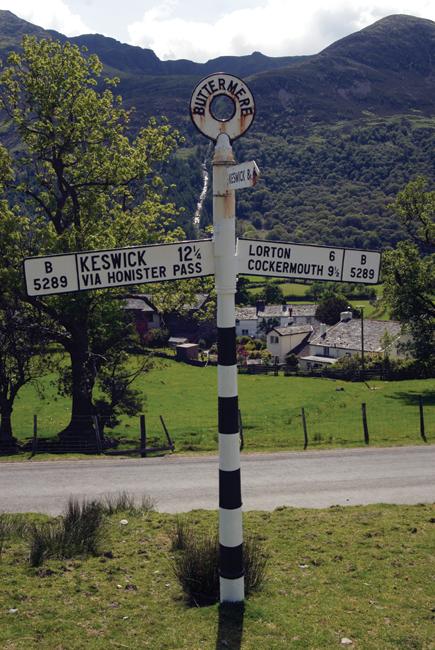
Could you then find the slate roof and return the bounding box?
[299,355,337,366]
[310,319,402,353]
[123,297,156,313]
[292,324,328,358]
[288,304,318,317]
[236,303,318,320]
[272,324,313,337]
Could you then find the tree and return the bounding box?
[0,296,53,448]
[258,316,280,336]
[315,296,359,325]
[0,36,183,445]
[91,348,150,437]
[382,177,435,362]
[235,276,251,305]
[261,280,283,304]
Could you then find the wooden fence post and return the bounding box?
[30,415,37,458]
[238,409,244,451]
[419,395,427,442]
[362,403,369,444]
[93,416,102,454]
[140,414,147,458]
[302,407,308,450]
[160,416,173,448]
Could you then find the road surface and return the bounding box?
[1,445,434,516]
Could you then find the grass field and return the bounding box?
[4,360,434,458]
[244,280,390,319]
[1,500,435,650]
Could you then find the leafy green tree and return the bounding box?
[258,316,280,336]
[382,177,435,362]
[383,244,435,360]
[0,295,53,447]
[261,280,283,304]
[92,349,150,436]
[0,36,183,444]
[235,276,251,305]
[315,296,359,325]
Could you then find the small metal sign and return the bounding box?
[190,73,255,142]
[24,239,214,296]
[237,238,381,284]
[227,161,260,190]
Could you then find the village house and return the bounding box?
[123,293,216,344]
[235,301,319,338]
[266,324,315,364]
[298,311,407,370]
[123,295,161,332]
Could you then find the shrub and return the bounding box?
[146,328,170,349]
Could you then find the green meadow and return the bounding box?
[5,359,434,457]
[1,501,435,650]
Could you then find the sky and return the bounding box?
[2,0,435,63]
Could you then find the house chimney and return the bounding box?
[256,299,265,315]
[282,300,287,313]
[340,310,353,322]
[320,320,327,335]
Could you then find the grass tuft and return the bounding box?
[100,490,156,516]
[27,497,107,566]
[170,522,269,606]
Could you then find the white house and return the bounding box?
[266,324,314,363]
[123,295,161,330]
[299,311,407,370]
[235,301,319,338]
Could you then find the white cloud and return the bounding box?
[128,0,435,62]
[2,0,92,36]
[4,0,435,61]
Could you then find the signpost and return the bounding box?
[227,161,259,191]
[22,71,383,606]
[237,238,381,284]
[190,72,256,604]
[23,239,214,297]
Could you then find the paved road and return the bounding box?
[1,445,434,516]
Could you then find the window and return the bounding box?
[242,329,249,335]
[270,336,279,344]
[236,319,240,325]
[323,347,329,356]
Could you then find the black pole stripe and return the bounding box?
[218,396,239,434]
[219,468,242,509]
[218,327,237,366]
[219,543,244,579]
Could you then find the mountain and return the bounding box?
[1,11,435,253]
[246,14,435,128]
[0,10,308,78]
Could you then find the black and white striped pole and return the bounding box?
[190,73,256,603]
[214,132,244,602]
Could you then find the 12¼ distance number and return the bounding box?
[33,276,68,291]
[349,267,375,280]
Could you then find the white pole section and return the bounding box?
[213,132,244,603]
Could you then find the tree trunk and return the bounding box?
[58,325,97,447]
[0,399,17,451]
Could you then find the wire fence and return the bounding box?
[1,393,432,456]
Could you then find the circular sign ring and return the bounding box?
[190,72,255,143]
